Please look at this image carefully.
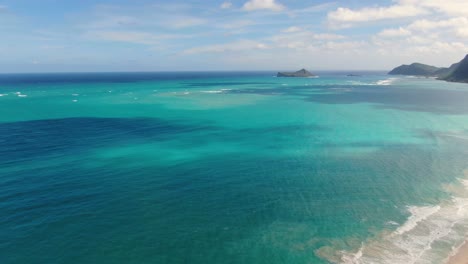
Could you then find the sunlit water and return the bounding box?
[1,72,468,263]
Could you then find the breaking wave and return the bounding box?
[329,174,468,264]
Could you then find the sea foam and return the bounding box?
[375,78,397,86]
[200,90,223,94]
[334,176,468,264]
[393,205,440,235]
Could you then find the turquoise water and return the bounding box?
[1,72,468,263]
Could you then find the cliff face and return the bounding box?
[388,63,440,76]
[433,62,459,79]
[441,55,468,83]
[277,69,315,77]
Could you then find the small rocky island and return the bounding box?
[388,54,468,83]
[277,69,315,77]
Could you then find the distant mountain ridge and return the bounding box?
[443,55,468,83]
[388,54,468,83]
[433,62,459,79]
[388,63,440,76]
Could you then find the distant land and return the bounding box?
[388,54,468,83]
[277,69,315,77]
[388,63,440,76]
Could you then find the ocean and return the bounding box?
[1,71,468,263]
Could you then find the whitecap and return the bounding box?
[169,91,190,96]
[18,94,27,97]
[200,90,223,94]
[347,81,372,86]
[375,78,397,86]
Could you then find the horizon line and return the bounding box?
[0,69,390,75]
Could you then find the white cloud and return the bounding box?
[242,0,285,12]
[404,41,468,56]
[328,5,427,28]
[406,35,438,45]
[377,27,412,38]
[372,17,468,43]
[327,0,468,29]
[408,17,468,31]
[413,0,468,16]
[456,28,468,38]
[372,22,468,66]
[408,17,468,40]
[220,2,232,9]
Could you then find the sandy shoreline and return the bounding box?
[447,240,468,264]
[448,171,468,264]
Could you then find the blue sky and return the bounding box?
[0,0,467,72]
